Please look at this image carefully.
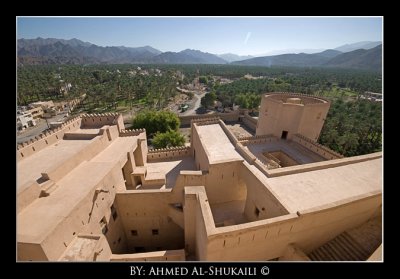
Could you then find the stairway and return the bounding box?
[39,180,59,197]
[308,232,370,261]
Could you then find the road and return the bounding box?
[17,111,69,144]
[181,91,207,116]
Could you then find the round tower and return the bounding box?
[256,93,330,141]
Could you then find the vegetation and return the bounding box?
[18,64,381,155]
[201,91,217,108]
[152,130,185,148]
[234,93,261,110]
[131,110,184,148]
[17,64,180,113]
[198,76,208,84]
[131,110,180,136]
[319,99,382,156]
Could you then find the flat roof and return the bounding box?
[196,124,242,164]
[264,157,382,212]
[91,137,137,163]
[18,136,139,243]
[17,161,114,243]
[17,139,94,190]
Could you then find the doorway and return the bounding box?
[281,131,288,140]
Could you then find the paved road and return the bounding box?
[181,91,207,116]
[17,111,69,144]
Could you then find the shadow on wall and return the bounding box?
[165,158,197,189]
[208,162,290,228]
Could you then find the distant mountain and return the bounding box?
[232,46,381,71]
[17,38,226,65]
[256,48,326,56]
[334,41,382,53]
[18,37,93,48]
[314,49,342,58]
[218,53,254,63]
[117,45,162,55]
[17,37,382,70]
[232,49,343,67]
[17,37,163,65]
[151,49,226,64]
[325,44,382,71]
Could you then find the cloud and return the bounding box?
[244,32,251,45]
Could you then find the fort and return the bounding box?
[17,93,382,261]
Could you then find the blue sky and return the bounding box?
[17,17,382,56]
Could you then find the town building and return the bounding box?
[17,111,36,131]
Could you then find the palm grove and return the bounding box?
[18,64,382,155]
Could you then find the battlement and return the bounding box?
[119,128,146,137]
[239,135,277,146]
[147,146,190,161]
[81,112,120,118]
[191,116,221,126]
[17,117,82,161]
[180,111,239,126]
[81,113,124,131]
[17,116,82,151]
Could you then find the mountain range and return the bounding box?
[232,45,382,71]
[17,38,382,71]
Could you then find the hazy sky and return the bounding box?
[17,17,382,56]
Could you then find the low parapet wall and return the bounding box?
[147,146,191,162]
[17,116,82,162]
[110,249,185,261]
[180,111,240,126]
[219,119,239,146]
[293,134,343,160]
[238,134,276,145]
[191,117,221,126]
[266,92,329,105]
[241,114,257,132]
[119,128,146,137]
[81,113,125,131]
[201,187,381,260]
[267,152,381,177]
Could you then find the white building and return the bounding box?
[17,112,36,131]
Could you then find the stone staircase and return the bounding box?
[308,232,370,261]
[39,180,59,197]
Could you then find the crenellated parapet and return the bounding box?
[293,134,343,159]
[119,128,146,137]
[237,134,275,142]
[81,113,125,131]
[147,146,190,161]
[17,116,81,150]
[180,111,240,125]
[60,116,81,128]
[237,134,276,146]
[17,116,82,161]
[81,112,120,118]
[191,117,221,126]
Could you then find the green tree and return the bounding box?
[199,76,208,84]
[152,130,185,148]
[131,110,180,136]
[201,91,217,108]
